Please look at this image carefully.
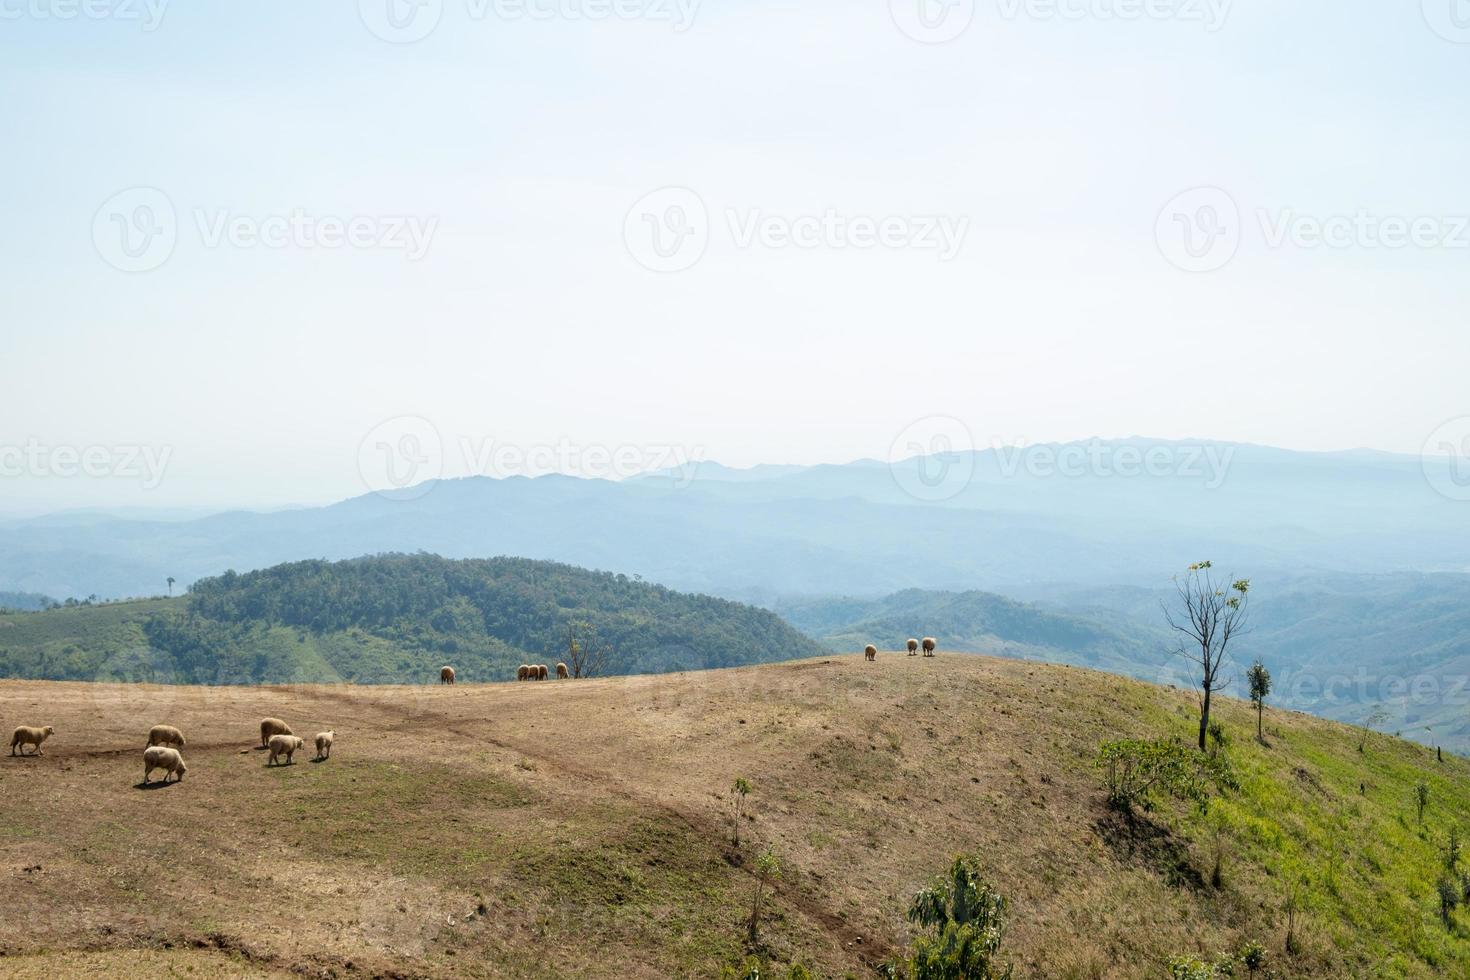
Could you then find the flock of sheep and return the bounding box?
[516,663,568,680]
[864,637,937,662]
[7,717,336,786]
[438,663,569,684]
[9,644,936,781]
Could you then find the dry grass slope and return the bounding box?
[1,654,1468,978]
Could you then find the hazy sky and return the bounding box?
[3,1,1468,514]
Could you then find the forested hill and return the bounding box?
[0,554,827,685]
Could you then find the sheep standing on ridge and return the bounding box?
[906,639,919,657]
[315,731,335,760]
[517,665,530,681]
[864,644,877,662]
[147,724,186,749]
[556,662,569,679]
[536,664,549,681]
[10,726,54,757]
[142,746,186,784]
[922,637,937,657]
[268,734,306,766]
[441,665,456,685]
[259,718,292,748]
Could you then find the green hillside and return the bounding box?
[0,554,827,685]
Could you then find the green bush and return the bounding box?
[1096,737,1239,814]
[885,856,1012,980]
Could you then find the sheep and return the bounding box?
[556,662,569,679]
[314,731,334,760]
[259,718,292,748]
[907,638,919,657]
[864,644,877,662]
[268,734,306,766]
[142,745,186,784]
[517,665,529,681]
[10,726,54,757]
[922,636,937,657]
[441,665,456,685]
[536,664,549,681]
[146,724,186,749]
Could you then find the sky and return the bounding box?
[2,0,1468,515]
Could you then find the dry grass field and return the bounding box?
[2,654,1468,978]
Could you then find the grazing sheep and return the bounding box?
[536,664,549,681]
[142,745,186,784]
[517,665,529,681]
[907,638,919,657]
[268,734,306,766]
[864,644,877,662]
[314,731,334,760]
[922,636,937,657]
[556,662,569,679]
[441,665,456,685]
[10,726,54,757]
[146,724,186,749]
[259,718,292,748]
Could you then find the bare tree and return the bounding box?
[560,620,620,679]
[1163,561,1251,751]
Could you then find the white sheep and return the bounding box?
[142,745,187,784]
[864,644,877,662]
[441,665,456,685]
[556,662,569,679]
[922,636,937,657]
[314,731,334,760]
[259,718,292,748]
[906,638,919,657]
[268,734,306,766]
[146,724,186,749]
[10,726,54,756]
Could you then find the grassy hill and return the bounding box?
[2,654,1469,978]
[0,554,827,685]
[782,577,1470,755]
[777,588,1164,677]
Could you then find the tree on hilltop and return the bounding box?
[1163,561,1251,751]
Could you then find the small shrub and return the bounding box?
[1438,874,1461,926]
[1207,720,1229,754]
[1096,738,1238,814]
[888,855,1013,979]
[1168,956,1214,980]
[1239,940,1266,978]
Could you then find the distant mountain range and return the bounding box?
[2,439,1466,602]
